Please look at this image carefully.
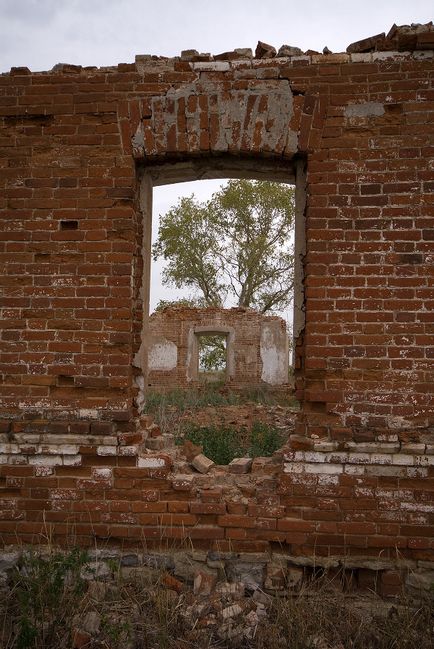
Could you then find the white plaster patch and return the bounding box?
[138,456,166,468]
[283,462,304,473]
[78,409,99,419]
[148,340,178,371]
[63,455,82,466]
[28,455,62,466]
[92,468,112,480]
[260,323,288,385]
[96,446,117,456]
[317,474,339,485]
[35,466,54,476]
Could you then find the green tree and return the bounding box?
[154,297,203,311]
[152,180,295,314]
[198,335,226,372]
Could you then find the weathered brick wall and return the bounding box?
[0,30,433,566]
[147,306,289,391]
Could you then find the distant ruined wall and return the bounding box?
[147,306,289,391]
[0,24,433,571]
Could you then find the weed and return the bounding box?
[143,387,240,437]
[7,548,88,649]
[144,386,239,415]
[248,421,285,457]
[1,549,433,649]
[101,614,132,647]
[143,386,297,443]
[182,423,244,465]
[181,421,286,464]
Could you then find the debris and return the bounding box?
[347,32,386,53]
[228,457,253,474]
[182,439,202,461]
[221,603,242,620]
[234,47,253,58]
[215,47,254,60]
[82,611,101,635]
[215,581,245,599]
[277,44,303,57]
[255,40,277,58]
[162,572,184,593]
[194,569,217,596]
[347,22,434,53]
[72,629,91,649]
[192,453,215,474]
[180,49,199,60]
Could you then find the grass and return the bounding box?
[181,420,286,464]
[3,548,89,649]
[143,386,296,421]
[143,385,240,413]
[142,386,241,438]
[253,580,434,649]
[1,549,433,649]
[181,424,244,465]
[142,386,297,458]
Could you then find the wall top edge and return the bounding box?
[2,49,433,78]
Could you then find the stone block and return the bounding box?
[226,561,265,590]
[255,40,277,58]
[193,569,217,596]
[215,581,245,598]
[278,45,303,57]
[145,436,166,451]
[287,566,304,589]
[228,457,252,474]
[192,454,215,474]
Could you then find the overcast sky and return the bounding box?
[1,0,432,71]
[1,0,432,317]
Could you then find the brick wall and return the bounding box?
[147,306,289,391]
[0,33,433,564]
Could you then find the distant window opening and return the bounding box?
[197,333,227,383]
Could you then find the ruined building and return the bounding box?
[0,23,433,590]
[146,306,289,392]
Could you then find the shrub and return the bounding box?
[182,424,244,465]
[182,421,285,464]
[249,421,285,457]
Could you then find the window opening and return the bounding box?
[197,333,228,383]
[135,158,305,404]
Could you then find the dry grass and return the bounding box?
[254,583,434,649]
[143,386,297,437]
[0,550,433,649]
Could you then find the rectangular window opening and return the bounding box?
[197,333,228,384]
[137,161,306,409]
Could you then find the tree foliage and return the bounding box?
[154,297,202,311]
[152,180,295,313]
[198,335,226,372]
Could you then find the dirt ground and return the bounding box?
[181,402,297,435]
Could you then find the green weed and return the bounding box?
[181,421,286,464]
[182,424,244,465]
[10,548,88,649]
[248,420,285,457]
